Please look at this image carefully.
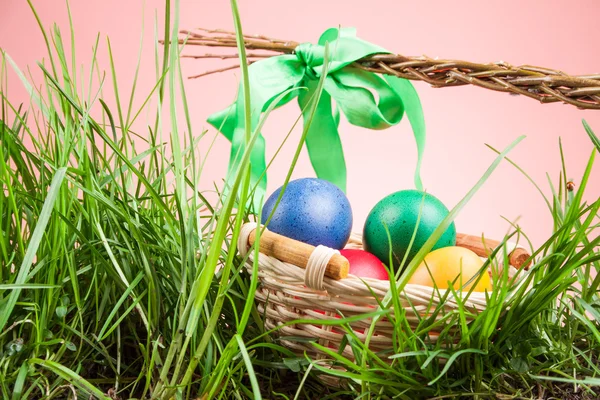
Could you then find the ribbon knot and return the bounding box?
[207,27,426,208]
[295,43,323,80]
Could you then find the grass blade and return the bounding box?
[29,358,111,399]
[0,167,66,333]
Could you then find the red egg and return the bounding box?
[340,249,389,280]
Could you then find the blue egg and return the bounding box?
[261,178,353,249]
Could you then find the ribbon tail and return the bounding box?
[225,128,267,213]
[384,76,426,191]
[206,56,305,210]
[235,94,268,210]
[332,101,341,127]
[298,82,347,192]
[249,134,267,209]
[209,90,267,211]
[207,103,237,142]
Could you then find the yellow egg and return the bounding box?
[408,246,492,292]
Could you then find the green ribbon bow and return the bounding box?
[207,27,426,206]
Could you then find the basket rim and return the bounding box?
[239,222,531,297]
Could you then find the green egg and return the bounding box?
[363,190,456,269]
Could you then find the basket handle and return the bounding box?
[180,28,600,110]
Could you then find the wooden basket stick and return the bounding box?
[243,226,531,281]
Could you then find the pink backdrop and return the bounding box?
[3,0,600,247]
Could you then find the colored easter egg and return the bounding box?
[408,246,491,292]
[340,249,389,280]
[363,190,456,269]
[261,178,352,249]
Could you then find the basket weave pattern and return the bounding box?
[238,223,521,359]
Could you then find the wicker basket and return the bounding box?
[182,27,547,361]
[237,222,528,360]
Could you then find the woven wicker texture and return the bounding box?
[238,223,525,360]
[177,28,600,110]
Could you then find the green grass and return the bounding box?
[1,1,600,399]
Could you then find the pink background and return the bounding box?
[2,0,600,247]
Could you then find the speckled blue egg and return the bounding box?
[261,178,353,249]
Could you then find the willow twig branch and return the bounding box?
[177,28,600,110]
[182,53,271,60]
[188,61,259,79]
